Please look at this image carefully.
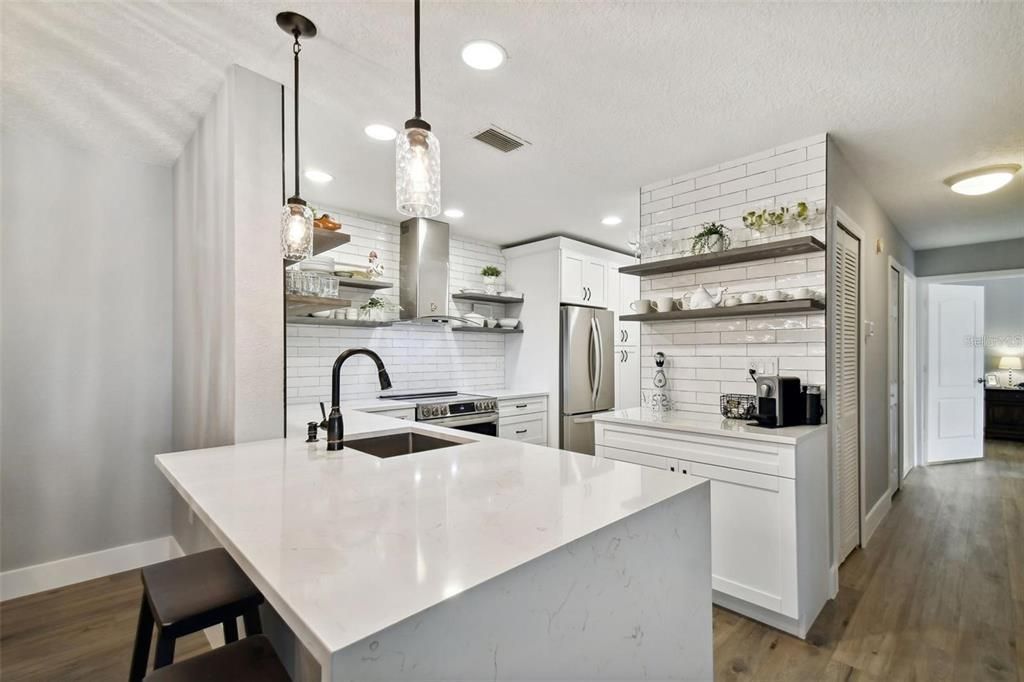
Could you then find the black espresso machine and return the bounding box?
[751,375,804,428]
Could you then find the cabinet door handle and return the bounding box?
[515,429,528,434]
[515,403,528,408]
[623,329,629,343]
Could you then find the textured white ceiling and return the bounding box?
[3,1,1022,250]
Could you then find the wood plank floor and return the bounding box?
[2,440,1020,681]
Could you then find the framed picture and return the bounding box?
[986,373,999,387]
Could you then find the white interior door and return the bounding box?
[833,225,861,563]
[888,266,902,491]
[926,284,985,463]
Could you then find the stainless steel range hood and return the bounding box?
[399,217,451,322]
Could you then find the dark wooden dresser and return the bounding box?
[985,388,1024,441]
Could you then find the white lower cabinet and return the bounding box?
[594,420,829,639]
[688,461,796,617]
[497,396,548,445]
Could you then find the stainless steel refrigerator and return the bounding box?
[560,305,615,454]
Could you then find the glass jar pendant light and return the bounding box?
[277,11,317,261]
[396,0,441,218]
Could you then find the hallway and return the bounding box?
[2,442,1021,681]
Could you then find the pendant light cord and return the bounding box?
[414,0,421,119]
[292,30,302,200]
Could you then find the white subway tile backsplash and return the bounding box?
[695,164,748,189]
[747,176,808,202]
[747,148,807,174]
[286,210,507,404]
[639,135,828,412]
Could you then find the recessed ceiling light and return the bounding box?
[601,216,623,226]
[461,40,506,70]
[944,164,1021,196]
[303,169,333,184]
[365,124,397,141]
[443,208,464,219]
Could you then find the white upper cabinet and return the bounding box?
[614,346,641,409]
[560,249,608,307]
[615,271,640,346]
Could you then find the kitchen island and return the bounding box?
[157,410,712,681]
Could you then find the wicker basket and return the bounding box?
[720,394,756,420]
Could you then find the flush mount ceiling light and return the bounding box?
[443,208,464,218]
[365,124,397,141]
[943,164,1021,196]
[277,11,317,261]
[396,0,441,218]
[304,169,333,184]
[601,216,623,226]
[461,40,506,70]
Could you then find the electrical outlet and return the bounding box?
[748,360,761,374]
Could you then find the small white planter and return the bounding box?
[483,275,498,295]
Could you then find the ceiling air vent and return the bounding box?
[473,126,530,153]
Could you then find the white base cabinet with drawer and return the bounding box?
[497,396,548,445]
[595,420,830,639]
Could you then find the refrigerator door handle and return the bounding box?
[590,317,599,404]
[593,315,604,403]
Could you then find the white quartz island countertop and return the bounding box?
[594,407,828,444]
[156,409,712,681]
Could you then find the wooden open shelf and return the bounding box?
[618,236,825,277]
[334,278,392,291]
[451,325,523,334]
[287,316,393,328]
[283,229,351,266]
[452,293,524,304]
[286,295,352,316]
[620,299,825,322]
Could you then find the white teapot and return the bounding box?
[683,284,727,310]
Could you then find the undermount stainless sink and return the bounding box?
[345,430,470,458]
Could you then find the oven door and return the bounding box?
[425,412,498,437]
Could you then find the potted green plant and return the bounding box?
[742,210,765,233]
[691,222,731,254]
[480,265,502,294]
[360,296,386,321]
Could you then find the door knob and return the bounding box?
[976,378,985,384]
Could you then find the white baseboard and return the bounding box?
[861,491,892,547]
[1,535,183,602]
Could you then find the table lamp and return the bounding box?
[998,356,1022,386]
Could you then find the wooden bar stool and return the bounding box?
[143,634,289,682]
[129,548,265,682]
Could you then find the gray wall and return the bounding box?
[1,126,174,571]
[915,238,1024,277]
[958,277,1024,380]
[826,138,916,518]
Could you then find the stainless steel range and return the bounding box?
[382,391,498,436]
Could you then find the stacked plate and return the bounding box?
[299,256,335,274]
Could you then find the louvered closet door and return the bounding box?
[833,225,861,563]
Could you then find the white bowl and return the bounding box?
[498,318,520,329]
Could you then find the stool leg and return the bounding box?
[223,618,239,643]
[153,631,176,669]
[128,597,154,682]
[243,606,263,636]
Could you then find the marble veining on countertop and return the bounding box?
[594,407,828,444]
[156,410,700,660]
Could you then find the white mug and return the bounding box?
[765,290,784,302]
[630,299,652,314]
[653,296,676,312]
[724,295,741,307]
[793,287,811,299]
[740,292,759,304]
